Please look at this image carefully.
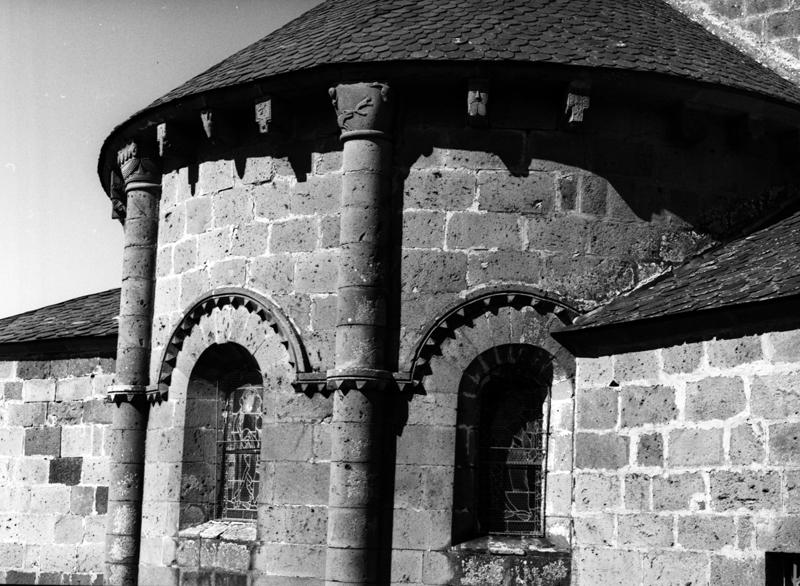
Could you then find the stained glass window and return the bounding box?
[216,381,263,520]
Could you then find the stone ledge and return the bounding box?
[451,535,568,555]
[178,519,257,542]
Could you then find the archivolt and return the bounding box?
[155,288,312,398]
[401,287,579,390]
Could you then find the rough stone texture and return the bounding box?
[574,329,800,585]
[0,358,111,584]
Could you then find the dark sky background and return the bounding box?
[0,0,323,318]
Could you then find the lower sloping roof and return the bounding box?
[0,288,120,346]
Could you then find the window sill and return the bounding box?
[178,519,257,543]
[451,535,568,555]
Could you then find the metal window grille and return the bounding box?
[479,379,548,536]
[216,380,263,520]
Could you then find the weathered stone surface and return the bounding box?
[642,550,707,585]
[477,171,555,213]
[574,473,620,512]
[710,556,764,586]
[466,250,542,285]
[729,422,765,464]
[402,250,467,293]
[617,514,673,547]
[768,329,800,362]
[685,376,746,421]
[668,427,723,467]
[620,385,677,427]
[527,214,591,254]
[271,217,318,253]
[768,421,800,464]
[636,433,663,467]
[751,373,800,419]
[404,169,475,210]
[575,433,629,469]
[614,351,659,383]
[678,515,735,550]
[24,427,61,457]
[403,210,446,248]
[652,473,705,511]
[446,212,522,250]
[574,547,642,586]
[706,336,762,368]
[49,457,82,485]
[710,470,781,511]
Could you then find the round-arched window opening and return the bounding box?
[180,343,263,527]
[452,344,553,543]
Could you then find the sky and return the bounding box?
[0,0,322,319]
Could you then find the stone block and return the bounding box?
[198,159,234,196]
[319,214,340,248]
[272,462,329,505]
[710,555,764,586]
[661,342,703,374]
[261,423,314,462]
[652,473,705,511]
[618,513,674,547]
[83,399,113,424]
[678,515,735,550]
[573,473,620,512]
[729,422,765,465]
[667,427,723,467]
[216,542,251,573]
[5,402,47,427]
[5,571,36,584]
[624,473,651,511]
[576,357,613,388]
[254,543,326,579]
[197,227,232,264]
[446,212,522,250]
[755,516,800,551]
[768,421,800,464]
[292,173,341,216]
[70,486,94,516]
[24,426,61,456]
[710,470,781,512]
[574,547,642,586]
[642,550,707,585]
[3,381,23,400]
[466,250,542,285]
[209,258,247,288]
[48,401,83,425]
[185,196,212,235]
[30,484,70,513]
[575,432,629,470]
[390,549,423,583]
[403,210,446,248]
[159,205,186,244]
[0,542,24,569]
[22,379,55,402]
[271,217,317,253]
[95,486,108,514]
[173,238,198,273]
[55,377,93,402]
[395,425,455,466]
[422,551,455,585]
[242,155,277,185]
[294,251,338,294]
[527,214,591,254]
[613,351,659,383]
[49,457,82,485]
[253,180,292,221]
[176,538,200,567]
[227,222,269,259]
[574,515,615,546]
[247,255,295,294]
[751,373,800,419]
[477,170,555,213]
[706,336,762,368]
[401,250,467,293]
[588,222,660,261]
[404,168,475,210]
[54,514,84,544]
[636,433,663,467]
[557,174,577,211]
[686,376,746,421]
[620,385,677,427]
[580,174,608,216]
[11,458,47,483]
[768,329,800,362]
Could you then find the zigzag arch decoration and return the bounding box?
[399,286,580,392]
[153,287,318,400]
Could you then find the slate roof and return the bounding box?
[0,289,120,345]
[571,210,800,330]
[148,0,800,110]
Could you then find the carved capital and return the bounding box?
[117,140,161,193]
[329,82,393,139]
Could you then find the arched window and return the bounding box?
[181,343,263,527]
[453,344,553,543]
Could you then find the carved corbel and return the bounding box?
[109,170,126,220]
[565,81,591,125]
[254,97,275,134]
[200,108,236,144]
[329,82,393,139]
[467,79,489,127]
[156,121,192,159]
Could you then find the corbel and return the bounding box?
[675,103,708,145]
[156,120,193,160]
[109,169,126,221]
[565,81,591,126]
[200,108,237,144]
[467,79,489,127]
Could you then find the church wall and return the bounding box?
[571,328,800,585]
[142,87,800,584]
[0,357,115,585]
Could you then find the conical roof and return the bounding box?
[150,0,800,109]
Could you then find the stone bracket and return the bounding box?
[200,108,237,144]
[254,97,287,134]
[106,384,150,405]
[157,121,194,159]
[467,79,489,127]
[565,81,591,125]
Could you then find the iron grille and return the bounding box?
[481,415,547,535]
[216,381,263,520]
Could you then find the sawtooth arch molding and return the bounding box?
[400,286,580,391]
[154,287,317,400]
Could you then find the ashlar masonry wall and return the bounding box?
[572,327,800,586]
[0,357,115,585]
